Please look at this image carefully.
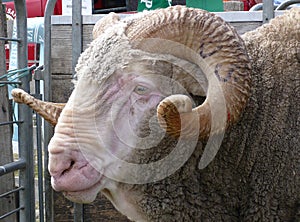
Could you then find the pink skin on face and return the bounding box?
[48,72,165,203]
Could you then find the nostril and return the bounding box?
[61,160,75,175]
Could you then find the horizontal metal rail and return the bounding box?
[0,120,24,126]
[0,159,26,176]
[0,206,24,220]
[0,187,24,219]
[0,81,22,85]
[0,37,21,42]
[93,6,127,13]
[0,186,24,199]
[276,0,300,10]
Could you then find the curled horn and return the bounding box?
[124,6,252,139]
[11,88,65,126]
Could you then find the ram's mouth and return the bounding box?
[101,188,114,202]
[62,176,105,203]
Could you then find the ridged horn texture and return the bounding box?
[11,88,65,126]
[124,6,252,139]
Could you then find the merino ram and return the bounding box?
[12,6,299,221]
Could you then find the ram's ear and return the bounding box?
[11,89,65,126]
[92,12,120,39]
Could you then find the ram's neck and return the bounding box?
[120,139,242,221]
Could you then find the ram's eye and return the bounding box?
[134,85,149,95]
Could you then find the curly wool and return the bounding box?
[74,21,132,84]
[74,16,208,100]
[118,9,300,221]
[242,8,300,71]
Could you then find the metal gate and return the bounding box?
[0,0,44,221]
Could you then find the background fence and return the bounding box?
[1,0,294,221]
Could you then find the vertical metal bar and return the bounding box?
[74,203,84,222]
[72,0,84,220]
[14,0,35,222]
[125,0,130,11]
[263,0,274,23]
[0,4,17,221]
[72,0,82,78]
[44,0,56,104]
[44,1,57,221]
[35,78,44,222]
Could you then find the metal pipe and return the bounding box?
[14,0,35,221]
[0,81,22,85]
[74,203,84,222]
[0,159,26,176]
[249,3,263,11]
[43,1,57,221]
[0,186,24,199]
[0,120,23,126]
[93,6,127,13]
[72,0,84,220]
[44,0,56,103]
[35,78,45,222]
[125,0,130,11]
[72,0,82,79]
[263,0,274,23]
[0,206,24,220]
[0,37,21,42]
[276,0,300,10]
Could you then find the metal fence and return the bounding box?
[0,0,42,221]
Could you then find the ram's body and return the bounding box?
[12,6,299,221]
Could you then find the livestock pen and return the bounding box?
[0,0,297,221]
[0,0,37,221]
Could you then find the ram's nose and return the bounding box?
[48,138,76,191]
[48,134,100,192]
